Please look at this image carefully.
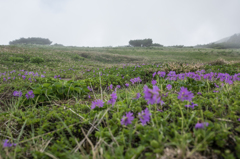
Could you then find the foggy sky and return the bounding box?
[0,0,240,47]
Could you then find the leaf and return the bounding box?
[42,83,51,88]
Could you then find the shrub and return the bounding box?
[9,57,24,63]
[72,54,85,61]
[30,57,44,64]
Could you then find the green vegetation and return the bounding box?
[1,45,240,158]
[9,37,52,45]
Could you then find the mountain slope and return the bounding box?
[215,33,240,44]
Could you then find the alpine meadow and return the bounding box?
[1,44,240,158]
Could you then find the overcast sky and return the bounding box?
[0,0,240,47]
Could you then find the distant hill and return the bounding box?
[214,33,240,44]
[196,33,240,49]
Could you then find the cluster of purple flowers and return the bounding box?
[13,91,22,97]
[178,87,194,102]
[91,99,104,109]
[143,85,163,105]
[130,77,142,84]
[151,79,157,85]
[13,90,35,100]
[25,90,35,99]
[121,108,151,126]
[108,92,117,106]
[2,139,17,148]
[166,84,172,90]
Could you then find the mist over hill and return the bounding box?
[215,33,240,44]
[196,33,240,49]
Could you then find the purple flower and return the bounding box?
[108,84,113,90]
[158,71,166,78]
[22,75,26,80]
[178,87,194,102]
[143,85,161,105]
[88,95,91,99]
[238,118,240,121]
[197,92,202,95]
[43,71,46,73]
[133,93,141,100]
[108,92,117,106]
[157,109,163,112]
[195,122,209,129]
[153,72,156,78]
[25,90,35,99]
[121,112,134,126]
[87,86,92,91]
[41,75,45,78]
[3,139,16,148]
[138,108,151,126]
[116,85,121,89]
[166,84,172,90]
[125,83,129,87]
[151,79,157,85]
[213,90,219,93]
[185,102,198,109]
[13,91,22,97]
[91,99,104,109]
[54,75,57,78]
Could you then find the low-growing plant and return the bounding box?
[9,56,24,63]
[30,57,44,64]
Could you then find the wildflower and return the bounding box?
[195,122,209,129]
[157,109,163,112]
[91,99,104,109]
[125,83,129,87]
[88,95,91,99]
[108,92,117,106]
[121,112,134,126]
[116,85,121,89]
[138,108,151,126]
[153,72,156,78]
[22,75,26,80]
[213,90,219,93]
[166,84,172,90]
[143,85,161,105]
[25,90,35,99]
[3,139,16,148]
[185,102,198,109]
[133,93,141,100]
[158,71,166,78]
[13,91,22,97]
[214,83,219,88]
[238,118,240,121]
[87,86,92,91]
[41,75,45,78]
[178,87,194,102]
[197,92,202,95]
[151,79,157,85]
[108,84,113,90]
[54,75,57,78]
